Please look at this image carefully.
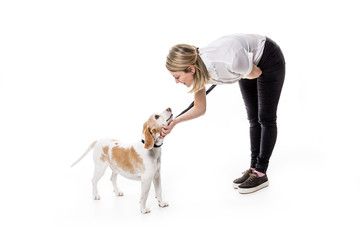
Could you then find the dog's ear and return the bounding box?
[143,122,154,149]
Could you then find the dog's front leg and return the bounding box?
[153,167,169,208]
[140,178,152,214]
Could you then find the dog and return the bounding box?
[71,107,173,214]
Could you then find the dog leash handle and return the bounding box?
[175,84,217,118]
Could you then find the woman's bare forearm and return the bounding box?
[244,64,262,79]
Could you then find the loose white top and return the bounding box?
[199,33,266,85]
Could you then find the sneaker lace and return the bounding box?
[247,173,258,182]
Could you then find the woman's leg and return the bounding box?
[253,37,286,174]
[255,65,285,173]
[238,79,260,169]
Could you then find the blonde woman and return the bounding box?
[162,34,285,194]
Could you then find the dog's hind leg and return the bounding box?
[110,171,124,197]
[92,162,107,200]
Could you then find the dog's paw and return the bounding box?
[158,201,169,208]
[93,195,101,200]
[141,208,151,214]
[114,191,124,197]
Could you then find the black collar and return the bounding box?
[141,139,163,148]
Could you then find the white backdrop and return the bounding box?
[1,0,359,239]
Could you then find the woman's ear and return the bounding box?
[143,124,154,149]
[186,66,196,74]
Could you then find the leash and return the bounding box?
[175,84,217,118]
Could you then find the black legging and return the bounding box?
[238,37,285,174]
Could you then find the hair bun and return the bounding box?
[192,45,199,55]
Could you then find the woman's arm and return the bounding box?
[161,87,206,138]
[243,64,262,79]
[177,87,206,123]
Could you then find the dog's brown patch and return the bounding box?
[100,146,110,162]
[111,146,145,174]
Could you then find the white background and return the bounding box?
[1,0,359,239]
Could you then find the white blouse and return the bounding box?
[199,33,266,85]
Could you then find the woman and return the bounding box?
[162,33,285,194]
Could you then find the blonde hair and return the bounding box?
[166,44,210,93]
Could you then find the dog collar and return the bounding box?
[141,139,163,148]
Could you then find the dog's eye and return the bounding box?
[154,115,160,120]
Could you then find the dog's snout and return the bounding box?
[166,108,172,113]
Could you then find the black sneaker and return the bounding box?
[233,169,253,189]
[238,172,269,194]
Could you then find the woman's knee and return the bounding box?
[258,117,277,128]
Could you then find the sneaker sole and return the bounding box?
[233,183,241,189]
[238,181,269,194]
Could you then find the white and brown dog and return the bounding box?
[71,108,173,214]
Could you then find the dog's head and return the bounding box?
[142,108,173,149]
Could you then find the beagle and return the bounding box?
[71,108,173,214]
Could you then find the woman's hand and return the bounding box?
[161,118,178,138]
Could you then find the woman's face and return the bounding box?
[170,70,194,88]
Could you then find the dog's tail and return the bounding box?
[71,141,97,167]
